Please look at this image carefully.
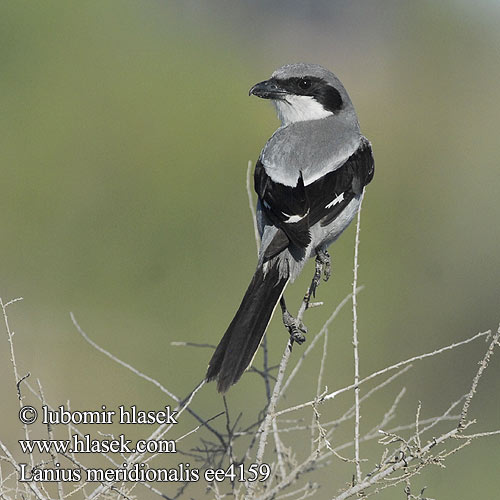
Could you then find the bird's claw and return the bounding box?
[322,256,331,282]
[308,250,331,301]
[282,310,307,344]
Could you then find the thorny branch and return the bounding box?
[351,189,365,484]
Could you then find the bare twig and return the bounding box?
[1,296,35,476]
[280,288,363,398]
[332,425,462,500]
[249,339,294,497]
[332,366,412,437]
[312,325,329,451]
[70,313,226,449]
[459,325,500,429]
[37,378,64,500]
[276,329,491,417]
[332,325,500,500]
[255,341,293,466]
[0,440,47,500]
[456,429,500,439]
[71,312,180,403]
[351,190,364,484]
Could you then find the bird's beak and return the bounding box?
[249,79,287,99]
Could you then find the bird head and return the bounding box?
[249,63,356,127]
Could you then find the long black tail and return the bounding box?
[206,262,288,393]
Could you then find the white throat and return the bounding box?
[273,95,332,126]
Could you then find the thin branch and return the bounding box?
[249,339,294,497]
[70,313,225,449]
[329,414,460,456]
[351,189,364,483]
[329,366,412,437]
[86,381,205,500]
[459,325,500,428]
[0,440,47,500]
[366,388,406,437]
[418,395,465,438]
[256,341,293,465]
[1,296,35,475]
[276,482,319,499]
[332,426,460,500]
[71,312,180,403]
[456,429,500,439]
[276,329,491,417]
[312,326,329,452]
[273,418,287,481]
[38,378,64,500]
[280,288,363,398]
[332,325,500,500]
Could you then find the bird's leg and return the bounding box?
[280,296,307,345]
[279,251,332,345]
[306,249,331,305]
[319,249,331,282]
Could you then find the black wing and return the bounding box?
[309,137,374,227]
[255,138,374,259]
[255,162,311,250]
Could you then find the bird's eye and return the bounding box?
[298,79,312,90]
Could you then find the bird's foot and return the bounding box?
[282,310,307,345]
[308,249,331,302]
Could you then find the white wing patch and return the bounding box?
[325,192,344,209]
[282,209,309,224]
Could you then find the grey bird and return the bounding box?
[206,63,374,393]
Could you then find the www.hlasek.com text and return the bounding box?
[19,433,176,455]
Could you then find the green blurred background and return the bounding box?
[1,1,499,498]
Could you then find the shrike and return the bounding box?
[206,63,374,393]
